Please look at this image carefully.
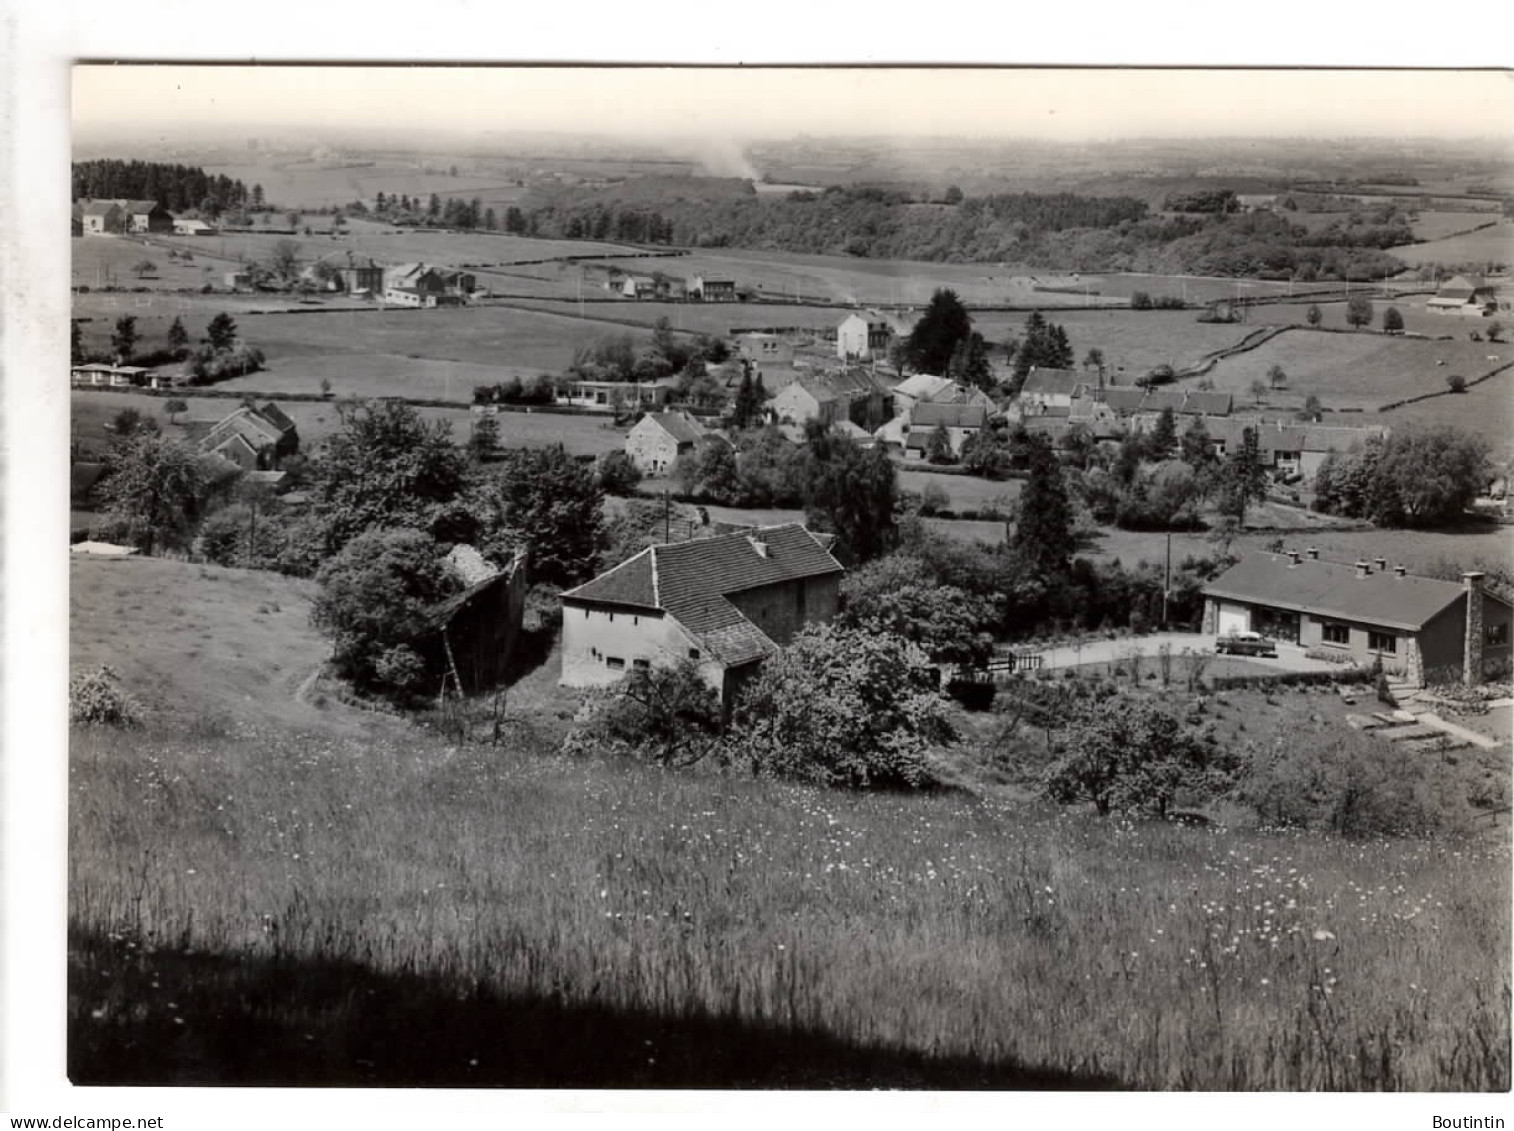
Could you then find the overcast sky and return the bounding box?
[72,66,1514,142]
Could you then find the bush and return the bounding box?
[1236,731,1465,837]
[596,450,643,496]
[727,625,954,789]
[565,660,723,767]
[69,665,143,728]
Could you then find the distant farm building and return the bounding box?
[1427,275,1497,317]
[690,275,738,302]
[837,309,914,361]
[770,370,889,430]
[171,218,216,236]
[1018,367,1087,412]
[421,544,530,696]
[625,410,708,475]
[899,401,989,460]
[187,402,299,471]
[383,263,476,307]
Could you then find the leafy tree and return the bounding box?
[943,184,964,205]
[313,399,473,555]
[162,397,188,426]
[729,366,764,429]
[1267,364,1288,390]
[96,432,207,556]
[1306,304,1322,328]
[310,528,459,700]
[728,624,954,789]
[205,312,238,352]
[960,428,1011,479]
[1345,293,1374,330]
[925,423,954,464]
[485,444,606,588]
[838,555,994,665]
[565,660,723,767]
[1446,374,1467,393]
[1488,320,1504,343]
[1367,424,1488,527]
[946,331,994,391]
[1012,311,1075,385]
[676,438,744,503]
[904,288,974,375]
[166,316,189,358]
[132,258,157,279]
[267,239,302,285]
[804,441,898,563]
[110,316,138,363]
[1045,694,1231,818]
[596,449,642,495]
[1083,348,1105,377]
[251,183,264,208]
[1382,306,1404,334]
[1249,378,1268,405]
[108,407,156,440]
[1013,435,1074,577]
[1297,394,1323,422]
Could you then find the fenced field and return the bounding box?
[1391,221,1514,267]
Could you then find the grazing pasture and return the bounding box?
[200,159,532,211]
[1188,328,1504,408]
[897,468,1022,513]
[1390,220,1514,267]
[71,237,225,292]
[1373,367,1514,457]
[1408,211,1505,243]
[974,308,1254,378]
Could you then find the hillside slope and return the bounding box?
[70,555,375,734]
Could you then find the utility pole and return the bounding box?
[1162,530,1172,629]
[664,489,671,544]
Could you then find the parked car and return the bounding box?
[1216,631,1277,657]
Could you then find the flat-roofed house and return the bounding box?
[556,377,678,413]
[560,524,846,707]
[1202,550,1511,686]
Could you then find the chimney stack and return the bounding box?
[1286,550,1301,567]
[1394,565,1407,578]
[1463,572,1486,687]
[1306,547,1320,560]
[1355,561,1372,578]
[1374,557,1387,572]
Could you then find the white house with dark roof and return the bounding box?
[836,309,915,360]
[1017,367,1087,412]
[1202,550,1511,686]
[625,410,708,475]
[560,524,846,706]
[1427,275,1496,317]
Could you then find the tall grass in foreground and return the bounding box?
[69,723,1510,1089]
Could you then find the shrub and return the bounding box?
[596,450,643,496]
[727,625,954,789]
[1235,731,1465,837]
[69,665,143,728]
[565,660,723,767]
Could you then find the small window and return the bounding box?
[1488,623,1509,647]
[1321,622,1349,646]
[606,656,625,670]
[688,648,701,660]
[1367,631,1397,655]
[633,658,651,670]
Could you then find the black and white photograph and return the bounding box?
[4,25,1514,1125]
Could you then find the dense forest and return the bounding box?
[72,160,251,217]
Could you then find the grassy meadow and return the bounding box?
[1391,220,1514,267]
[974,308,1254,378]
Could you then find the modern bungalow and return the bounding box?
[625,410,708,475]
[560,524,846,707]
[1202,550,1511,687]
[556,377,677,413]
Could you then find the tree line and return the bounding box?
[72,159,251,217]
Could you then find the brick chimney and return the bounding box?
[1354,561,1372,578]
[1286,550,1301,566]
[1463,572,1486,686]
[1394,565,1407,578]
[1306,547,1320,560]
[1374,557,1387,572]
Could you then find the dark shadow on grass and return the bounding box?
[69,931,1125,1090]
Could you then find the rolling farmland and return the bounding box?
[1391,220,1514,267]
[974,308,1255,377]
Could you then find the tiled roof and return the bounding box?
[1203,552,1491,632]
[1098,387,1148,413]
[563,524,845,667]
[1206,418,1387,454]
[646,411,706,445]
[258,402,297,436]
[1020,368,1086,398]
[82,200,121,217]
[893,373,954,401]
[912,401,987,429]
[1140,390,1186,413]
[1182,391,1234,416]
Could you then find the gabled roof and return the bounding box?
[82,200,122,217]
[643,410,706,445]
[123,200,163,215]
[1140,390,1186,414]
[562,524,846,667]
[1098,387,1148,413]
[1202,552,1502,632]
[1438,274,1488,297]
[1181,391,1234,416]
[1020,367,1086,398]
[912,401,988,429]
[258,402,297,436]
[1205,418,1387,454]
[892,373,955,401]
